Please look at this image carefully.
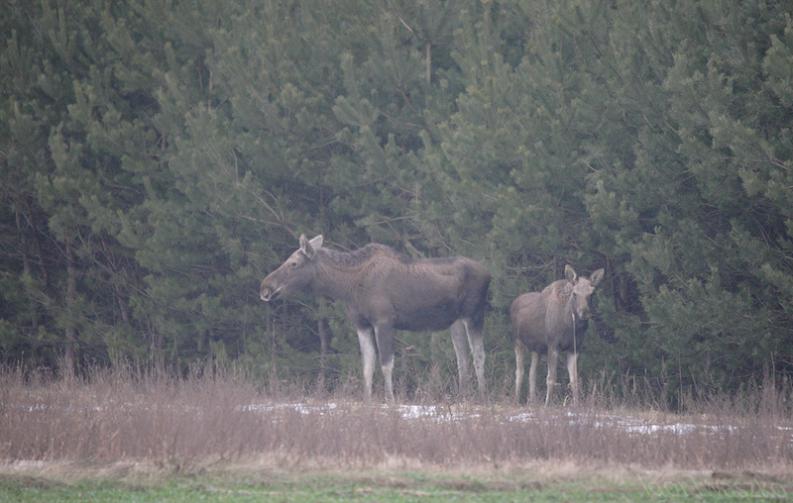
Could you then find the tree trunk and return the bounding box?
[425,42,432,85]
[15,206,38,333]
[63,238,77,379]
[318,317,331,390]
[151,325,165,375]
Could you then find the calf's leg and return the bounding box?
[545,346,559,406]
[566,351,579,405]
[528,351,539,404]
[514,341,525,404]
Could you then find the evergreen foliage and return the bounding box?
[2,0,792,400]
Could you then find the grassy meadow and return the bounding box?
[1,366,792,501]
[2,468,791,502]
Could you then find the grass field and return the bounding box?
[1,366,791,501]
[2,465,791,502]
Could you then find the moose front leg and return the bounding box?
[451,320,472,397]
[356,328,376,401]
[566,351,579,405]
[374,324,396,403]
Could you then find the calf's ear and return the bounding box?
[564,264,577,283]
[590,268,605,286]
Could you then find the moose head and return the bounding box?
[259,234,324,302]
[564,264,605,321]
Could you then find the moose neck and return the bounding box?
[564,294,578,329]
[310,251,361,302]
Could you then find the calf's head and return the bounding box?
[260,234,323,302]
[564,264,604,321]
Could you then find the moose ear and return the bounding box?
[299,234,315,258]
[299,233,322,259]
[564,264,577,283]
[308,235,323,250]
[590,268,605,287]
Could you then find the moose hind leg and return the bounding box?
[357,328,376,401]
[463,320,487,398]
[374,324,396,403]
[451,320,471,396]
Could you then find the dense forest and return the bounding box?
[2,0,792,401]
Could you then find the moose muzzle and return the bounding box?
[259,284,281,302]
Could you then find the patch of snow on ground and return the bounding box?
[238,402,338,415]
[396,404,441,419]
[233,402,790,442]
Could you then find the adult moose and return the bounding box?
[260,235,491,402]
[511,265,604,406]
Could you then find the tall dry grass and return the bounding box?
[1,364,791,472]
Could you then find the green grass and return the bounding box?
[1,472,789,502]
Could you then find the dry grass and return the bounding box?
[1,364,791,477]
